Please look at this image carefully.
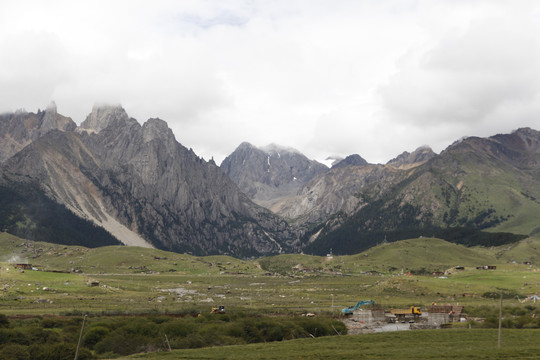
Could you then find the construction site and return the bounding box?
[341,301,467,334]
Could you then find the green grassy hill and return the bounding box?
[340,237,495,273]
[0,232,262,275]
[121,329,540,360]
[259,237,500,275]
[494,236,540,264]
[4,232,535,277]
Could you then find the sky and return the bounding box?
[1,0,540,165]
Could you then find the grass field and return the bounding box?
[1,232,539,315]
[1,232,539,359]
[121,329,540,360]
[2,262,538,316]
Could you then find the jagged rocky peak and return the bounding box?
[40,102,58,133]
[221,141,328,205]
[332,154,368,168]
[387,146,436,168]
[79,104,130,133]
[40,101,76,134]
[142,118,176,143]
[0,102,77,163]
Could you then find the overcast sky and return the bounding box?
[1,0,540,165]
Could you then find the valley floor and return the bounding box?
[1,234,540,359]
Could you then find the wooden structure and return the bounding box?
[428,305,465,322]
[13,263,32,270]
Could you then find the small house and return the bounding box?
[14,263,32,270]
[476,265,497,270]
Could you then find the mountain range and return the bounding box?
[1,103,539,257]
[0,104,296,257]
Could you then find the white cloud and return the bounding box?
[379,1,540,154]
[1,0,540,164]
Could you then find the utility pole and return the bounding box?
[74,314,87,360]
[164,333,172,352]
[498,292,503,349]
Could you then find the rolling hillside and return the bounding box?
[260,237,498,275]
[3,232,536,276]
[305,128,540,255]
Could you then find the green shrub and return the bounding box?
[28,343,93,360]
[83,326,110,348]
[60,325,81,343]
[94,330,160,355]
[241,320,263,343]
[122,318,160,337]
[467,305,497,318]
[23,327,60,344]
[0,313,9,328]
[0,314,347,357]
[161,320,197,338]
[1,329,30,346]
[148,316,171,325]
[223,322,244,338]
[513,315,531,329]
[0,344,30,360]
[502,318,515,328]
[173,333,207,349]
[481,316,498,328]
[482,290,520,300]
[506,307,527,316]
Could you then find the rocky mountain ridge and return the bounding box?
[0,105,297,256]
[1,103,539,257]
[303,128,540,255]
[220,142,328,209]
[222,142,437,228]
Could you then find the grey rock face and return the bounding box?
[0,102,76,163]
[78,104,131,133]
[221,142,328,208]
[271,164,404,225]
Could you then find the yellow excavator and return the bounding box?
[211,305,226,314]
